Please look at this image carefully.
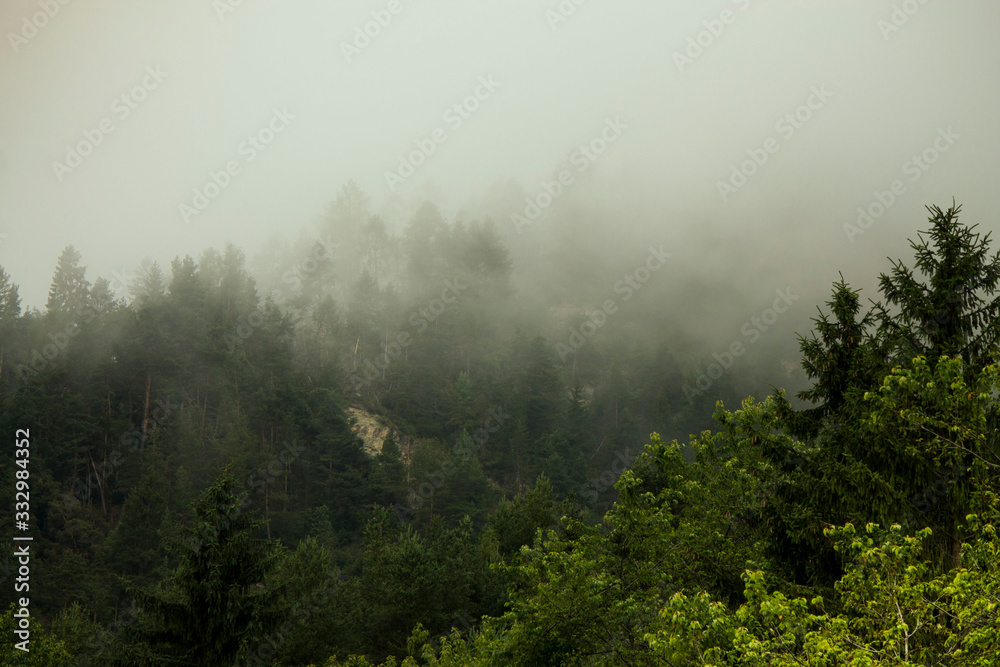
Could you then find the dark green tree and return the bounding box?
[749,202,1000,584]
[787,276,885,437]
[369,433,407,508]
[876,202,1000,371]
[121,470,282,666]
[489,475,557,558]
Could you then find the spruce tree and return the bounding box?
[122,470,282,665]
[0,264,21,322]
[46,245,91,314]
[876,201,1000,370]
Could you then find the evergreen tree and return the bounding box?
[788,276,885,436]
[489,475,556,557]
[402,202,450,296]
[772,201,1000,577]
[46,245,91,314]
[876,202,1000,371]
[0,264,21,321]
[370,433,407,508]
[121,470,282,665]
[89,277,119,316]
[128,258,166,307]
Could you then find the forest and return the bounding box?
[0,189,998,665]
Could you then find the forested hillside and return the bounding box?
[1,199,998,665]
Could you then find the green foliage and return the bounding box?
[10,199,1000,666]
[46,245,91,315]
[343,508,501,661]
[0,604,73,666]
[876,202,1000,370]
[864,356,1000,567]
[648,520,1000,665]
[49,602,108,665]
[489,475,557,558]
[119,470,282,665]
[795,275,884,429]
[260,536,343,666]
[0,264,21,322]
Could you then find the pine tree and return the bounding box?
[89,277,119,316]
[46,245,91,314]
[129,257,166,307]
[0,264,21,322]
[775,202,1000,578]
[122,470,282,665]
[322,181,371,282]
[370,432,407,507]
[403,201,450,296]
[876,202,1000,370]
[787,276,887,439]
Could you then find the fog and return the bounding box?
[6,4,1000,659]
[1,0,998,376]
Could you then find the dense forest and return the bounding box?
[1,193,998,665]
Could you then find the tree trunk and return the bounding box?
[91,456,105,515]
[200,397,208,451]
[140,370,151,454]
[265,483,271,540]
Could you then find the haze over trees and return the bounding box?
[0,197,998,665]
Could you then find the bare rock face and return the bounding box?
[347,407,408,459]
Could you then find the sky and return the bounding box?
[1,0,998,310]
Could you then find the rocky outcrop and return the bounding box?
[348,407,408,460]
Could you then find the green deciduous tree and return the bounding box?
[0,604,73,666]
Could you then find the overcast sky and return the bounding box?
[1,0,998,308]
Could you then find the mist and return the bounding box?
[2,2,1000,662]
[2,1,995,296]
